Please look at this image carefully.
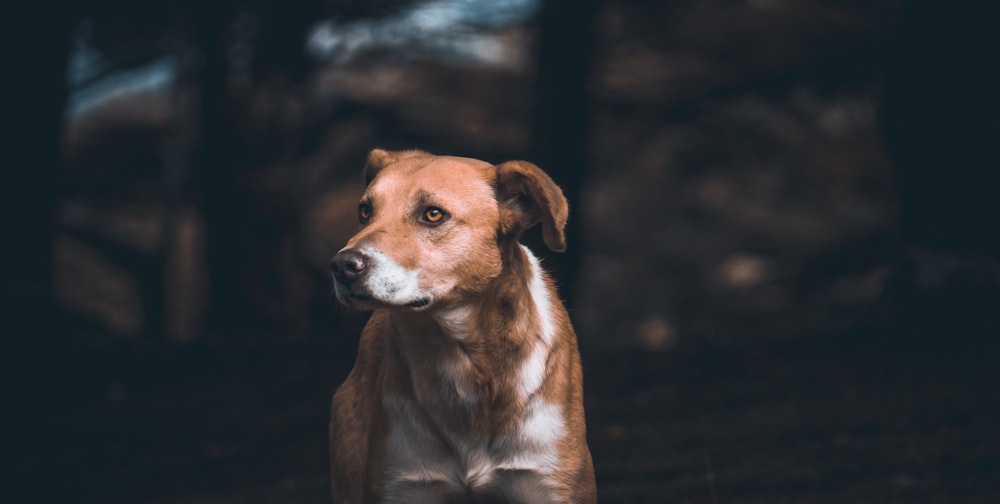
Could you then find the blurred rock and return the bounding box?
[715,254,772,289]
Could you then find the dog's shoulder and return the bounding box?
[330,310,392,503]
[336,309,391,402]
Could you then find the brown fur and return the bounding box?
[329,149,596,503]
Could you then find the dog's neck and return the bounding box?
[385,244,558,434]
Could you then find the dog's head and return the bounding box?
[330,149,568,311]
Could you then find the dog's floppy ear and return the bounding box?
[363,149,430,185]
[495,160,569,252]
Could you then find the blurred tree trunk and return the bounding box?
[197,1,313,337]
[196,3,262,336]
[878,0,1000,345]
[254,0,314,83]
[7,6,78,500]
[882,0,1000,260]
[5,33,69,319]
[530,0,600,306]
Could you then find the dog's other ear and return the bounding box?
[363,149,430,185]
[363,149,394,185]
[495,160,569,252]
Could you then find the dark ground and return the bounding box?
[19,0,1000,502]
[41,320,1000,503]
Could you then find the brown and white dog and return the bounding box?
[328,149,596,503]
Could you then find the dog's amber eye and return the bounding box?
[422,207,445,223]
[358,203,372,222]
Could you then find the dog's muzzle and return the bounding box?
[330,247,431,309]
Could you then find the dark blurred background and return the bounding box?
[8,0,1000,502]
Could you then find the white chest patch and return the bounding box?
[383,395,566,503]
[518,246,557,399]
[435,304,475,341]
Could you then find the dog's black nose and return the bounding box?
[330,249,369,284]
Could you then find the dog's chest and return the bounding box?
[381,394,565,503]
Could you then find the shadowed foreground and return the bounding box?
[45,319,1000,503]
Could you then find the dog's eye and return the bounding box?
[358,203,372,222]
[422,207,446,224]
